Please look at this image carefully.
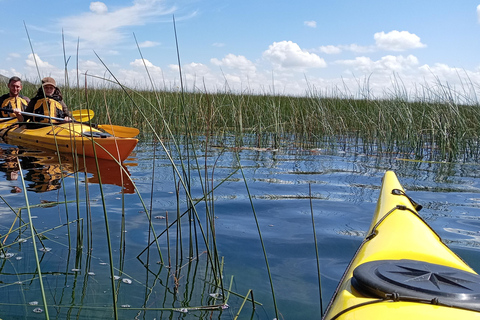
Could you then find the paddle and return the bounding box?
[0,108,93,122]
[72,109,94,122]
[70,110,139,137]
[0,108,139,138]
[96,124,140,138]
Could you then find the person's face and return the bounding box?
[8,81,22,96]
[43,84,55,96]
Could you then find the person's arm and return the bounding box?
[22,95,31,104]
[60,100,72,122]
[17,98,36,122]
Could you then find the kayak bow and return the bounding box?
[323,171,480,319]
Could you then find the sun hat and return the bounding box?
[41,77,56,87]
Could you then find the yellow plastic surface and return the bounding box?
[323,171,480,319]
[1,122,138,161]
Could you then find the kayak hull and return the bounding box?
[323,171,480,319]
[1,122,138,162]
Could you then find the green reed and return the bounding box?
[12,77,476,162]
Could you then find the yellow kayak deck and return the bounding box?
[323,171,480,319]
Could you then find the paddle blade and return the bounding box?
[98,124,139,138]
[72,109,94,122]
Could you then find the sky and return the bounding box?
[1,0,480,99]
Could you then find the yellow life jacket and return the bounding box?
[0,96,28,117]
[33,98,64,123]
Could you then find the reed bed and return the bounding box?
[17,77,480,162]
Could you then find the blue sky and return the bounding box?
[1,0,480,98]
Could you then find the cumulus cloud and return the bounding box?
[304,20,317,28]
[90,2,108,14]
[337,55,419,73]
[26,53,57,70]
[211,54,257,73]
[374,30,426,51]
[130,58,162,73]
[263,41,327,70]
[59,0,176,48]
[183,62,210,74]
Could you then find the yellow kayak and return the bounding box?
[322,171,480,319]
[0,122,138,162]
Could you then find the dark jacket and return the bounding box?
[25,89,69,123]
[0,94,29,118]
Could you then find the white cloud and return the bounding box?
[183,62,210,75]
[130,58,162,73]
[342,44,375,53]
[90,2,108,14]
[263,41,327,70]
[477,5,480,22]
[26,53,57,70]
[212,42,225,47]
[59,0,176,48]
[138,40,160,48]
[374,30,426,51]
[211,54,256,73]
[304,20,317,28]
[337,55,419,73]
[319,45,342,54]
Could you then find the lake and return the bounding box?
[0,140,479,319]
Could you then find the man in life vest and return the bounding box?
[0,76,30,119]
[18,77,71,123]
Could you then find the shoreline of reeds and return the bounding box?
[12,78,480,163]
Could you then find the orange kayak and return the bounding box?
[0,122,138,162]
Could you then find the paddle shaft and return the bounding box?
[0,108,67,122]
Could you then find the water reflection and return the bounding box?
[1,141,480,319]
[0,144,135,193]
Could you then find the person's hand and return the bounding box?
[63,116,73,122]
[13,108,24,122]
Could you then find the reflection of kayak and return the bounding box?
[322,171,480,320]
[0,148,135,193]
[0,122,138,162]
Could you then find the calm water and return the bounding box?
[0,141,480,319]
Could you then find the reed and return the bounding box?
[13,75,478,162]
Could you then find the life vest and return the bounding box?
[32,98,64,123]
[0,96,28,117]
